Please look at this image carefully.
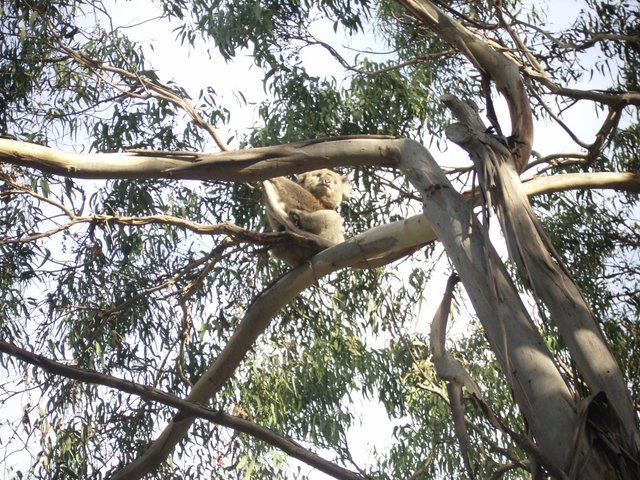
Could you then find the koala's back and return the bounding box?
[269,177,326,212]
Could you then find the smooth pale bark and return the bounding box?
[3,138,638,195]
[396,140,602,476]
[397,0,639,471]
[5,131,640,477]
[1,0,637,476]
[0,136,398,181]
[5,130,640,473]
[522,171,640,195]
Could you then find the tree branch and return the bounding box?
[5,135,637,478]
[396,0,533,171]
[303,30,456,76]
[0,136,398,181]
[429,274,477,478]
[0,340,365,480]
[522,171,640,196]
[399,136,603,477]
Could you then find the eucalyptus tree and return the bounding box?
[1,0,639,479]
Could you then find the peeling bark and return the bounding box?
[396,0,533,171]
[442,97,640,477]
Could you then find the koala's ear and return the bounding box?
[341,176,352,200]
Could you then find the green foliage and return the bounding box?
[584,0,640,91]
[245,60,440,145]
[0,0,639,479]
[169,0,373,65]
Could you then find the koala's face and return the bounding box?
[298,169,351,209]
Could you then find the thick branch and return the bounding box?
[0,340,364,480]
[8,135,637,478]
[3,137,638,198]
[397,139,583,474]
[0,136,398,181]
[396,0,533,170]
[522,171,640,196]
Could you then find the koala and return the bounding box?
[262,169,351,266]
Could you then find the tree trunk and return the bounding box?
[440,97,640,476]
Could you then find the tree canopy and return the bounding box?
[1,0,639,479]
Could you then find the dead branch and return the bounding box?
[429,274,477,478]
[427,273,568,479]
[303,30,456,76]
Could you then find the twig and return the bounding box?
[49,25,230,151]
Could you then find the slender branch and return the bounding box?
[491,0,546,78]
[83,244,234,353]
[513,16,640,52]
[431,0,499,30]
[529,83,625,164]
[544,84,640,108]
[303,30,456,76]
[0,340,365,480]
[429,274,477,479]
[0,212,282,247]
[527,84,591,149]
[523,152,588,172]
[0,183,282,246]
[50,26,231,151]
[585,106,623,164]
